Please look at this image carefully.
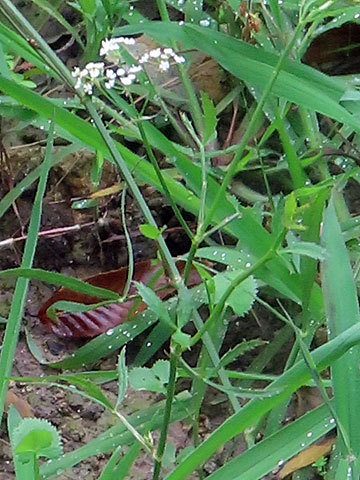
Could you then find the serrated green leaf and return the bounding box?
[13,418,62,459]
[128,366,168,393]
[213,272,257,317]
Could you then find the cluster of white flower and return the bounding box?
[72,36,186,95]
[138,47,185,72]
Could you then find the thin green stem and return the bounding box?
[84,99,181,283]
[203,21,304,230]
[156,0,203,134]
[152,344,178,480]
[138,121,193,240]
[190,229,287,348]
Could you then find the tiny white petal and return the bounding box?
[120,76,133,86]
[128,65,142,73]
[173,54,185,64]
[72,67,81,77]
[149,48,161,58]
[83,82,93,94]
[124,37,136,45]
[74,78,82,89]
[106,69,116,79]
[159,60,170,71]
[139,53,149,64]
[164,48,174,55]
[117,68,126,76]
[105,79,115,89]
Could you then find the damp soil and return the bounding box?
[0,140,292,479]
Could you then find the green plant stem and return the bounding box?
[0,123,53,426]
[190,229,287,348]
[138,121,193,240]
[84,99,181,284]
[183,22,303,283]
[152,344,178,480]
[156,0,203,134]
[203,21,304,230]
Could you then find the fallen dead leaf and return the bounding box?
[277,436,336,479]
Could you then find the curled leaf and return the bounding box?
[38,260,201,338]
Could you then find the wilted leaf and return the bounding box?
[38,260,201,338]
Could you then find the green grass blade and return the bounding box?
[116,22,360,131]
[206,402,335,480]
[0,121,54,425]
[164,322,360,480]
[321,194,360,456]
[0,268,120,300]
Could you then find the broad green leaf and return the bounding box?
[280,242,326,261]
[321,194,360,456]
[205,403,335,480]
[14,418,62,458]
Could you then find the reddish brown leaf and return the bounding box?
[38,260,202,338]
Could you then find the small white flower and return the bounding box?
[105,79,115,89]
[149,48,161,58]
[100,38,119,56]
[115,36,136,45]
[128,65,142,73]
[116,67,126,76]
[83,82,93,95]
[164,48,174,56]
[86,62,104,70]
[139,53,150,64]
[122,37,136,45]
[159,60,170,72]
[86,62,104,78]
[74,78,82,89]
[80,68,89,78]
[173,54,185,64]
[72,66,81,77]
[106,69,116,79]
[120,76,133,86]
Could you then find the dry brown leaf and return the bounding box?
[5,390,33,418]
[277,436,336,479]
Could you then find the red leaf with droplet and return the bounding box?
[38,260,201,338]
